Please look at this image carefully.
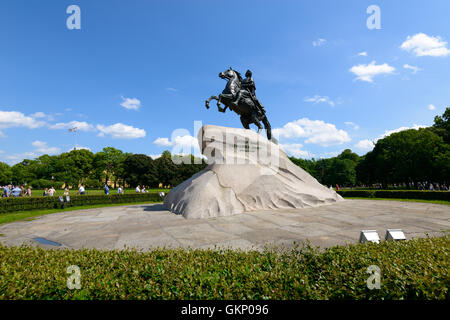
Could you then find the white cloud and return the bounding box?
[153,137,172,147]
[173,135,199,149]
[30,111,55,121]
[31,141,61,155]
[428,104,436,110]
[273,118,351,147]
[165,88,178,93]
[400,33,450,57]
[358,52,368,56]
[280,143,314,159]
[120,96,141,110]
[3,152,37,165]
[403,64,420,74]
[349,61,395,82]
[354,139,374,152]
[149,154,162,159]
[312,38,326,47]
[0,111,46,137]
[49,121,95,132]
[1,140,61,165]
[30,112,46,118]
[344,122,359,130]
[304,95,335,107]
[154,135,199,149]
[96,123,146,139]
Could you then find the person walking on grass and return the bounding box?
[27,186,31,197]
[77,185,85,195]
[104,184,109,195]
[136,185,140,193]
[43,188,48,196]
[48,187,56,196]
[117,186,123,194]
[64,187,69,197]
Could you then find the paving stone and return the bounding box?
[0,200,448,250]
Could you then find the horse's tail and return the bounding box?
[262,115,272,141]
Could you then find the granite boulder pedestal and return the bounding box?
[164,125,343,219]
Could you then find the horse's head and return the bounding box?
[219,67,242,83]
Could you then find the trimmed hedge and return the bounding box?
[0,193,164,214]
[0,236,448,299]
[338,190,450,201]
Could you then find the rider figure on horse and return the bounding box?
[232,69,266,117]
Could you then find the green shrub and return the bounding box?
[0,193,164,214]
[338,190,450,201]
[0,236,448,300]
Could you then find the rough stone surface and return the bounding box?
[164,125,343,218]
[0,200,448,251]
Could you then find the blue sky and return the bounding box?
[1,0,449,164]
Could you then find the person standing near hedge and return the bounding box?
[43,188,48,196]
[64,187,69,197]
[117,186,123,194]
[104,184,109,195]
[11,186,22,197]
[2,185,11,197]
[27,187,31,197]
[77,185,85,195]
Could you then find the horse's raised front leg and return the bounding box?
[216,94,228,113]
[205,95,219,109]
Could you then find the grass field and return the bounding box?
[15,188,170,198]
[342,197,450,205]
[0,200,163,225]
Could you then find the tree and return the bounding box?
[290,149,359,187]
[11,160,37,185]
[356,128,447,185]
[94,147,126,187]
[53,149,94,187]
[432,107,450,143]
[122,154,158,187]
[154,151,178,187]
[0,162,12,185]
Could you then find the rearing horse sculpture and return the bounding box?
[205,67,272,140]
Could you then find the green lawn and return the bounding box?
[342,197,450,205]
[20,188,170,198]
[0,201,163,225]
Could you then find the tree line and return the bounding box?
[290,108,449,188]
[0,148,206,189]
[0,108,448,190]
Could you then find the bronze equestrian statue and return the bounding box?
[205,67,272,140]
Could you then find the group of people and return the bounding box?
[103,184,126,195]
[418,183,449,191]
[135,185,149,193]
[1,185,32,197]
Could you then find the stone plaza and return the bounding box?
[0,199,448,250]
